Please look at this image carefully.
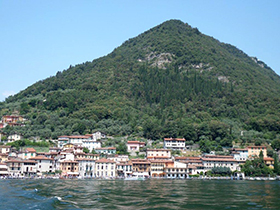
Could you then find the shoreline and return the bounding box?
[1,176,279,181]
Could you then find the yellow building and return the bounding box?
[60,160,79,176]
[247,146,267,158]
[264,157,274,169]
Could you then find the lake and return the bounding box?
[1,179,279,209]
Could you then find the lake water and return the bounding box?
[1,179,280,209]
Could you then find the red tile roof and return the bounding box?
[25,148,36,153]
[164,138,185,141]
[264,157,274,161]
[29,155,53,161]
[96,158,115,163]
[147,149,170,151]
[202,158,237,162]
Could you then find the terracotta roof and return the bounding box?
[164,138,185,141]
[95,147,116,150]
[175,156,201,160]
[127,141,140,144]
[147,149,170,151]
[25,148,36,152]
[75,158,95,161]
[149,160,173,163]
[204,155,233,159]
[0,146,11,148]
[202,158,237,162]
[6,159,23,163]
[30,155,53,161]
[264,157,274,161]
[147,156,171,159]
[96,158,115,163]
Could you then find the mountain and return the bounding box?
[1,20,280,151]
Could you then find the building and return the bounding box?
[60,160,79,177]
[116,161,133,177]
[0,163,8,177]
[7,134,23,143]
[76,158,95,178]
[231,148,248,162]
[58,135,102,152]
[247,146,267,158]
[95,147,116,155]
[202,155,240,171]
[107,155,129,163]
[29,156,54,174]
[0,145,11,154]
[147,149,171,160]
[264,157,274,169]
[131,159,150,177]
[0,153,8,163]
[164,138,185,150]
[18,148,37,159]
[6,159,23,177]
[150,159,173,177]
[164,161,188,179]
[95,158,116,178]
[126,141,145,153]
[6,159,37,176]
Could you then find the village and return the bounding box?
[0,114,278,180]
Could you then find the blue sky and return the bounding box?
[0,0,279,102]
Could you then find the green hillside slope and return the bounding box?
[1,20,280,151]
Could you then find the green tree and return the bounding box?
[273,153,279,175]
[83,147,90,153]
[116,142,128,155]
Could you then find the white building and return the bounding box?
[30,156,54,174]
[202,156,240,171]
[147,149,171,159]
[6,159,37,176]
[95,159,116,178]
[116,161,132,177]
[76,158,95,178]
[7,134,23,143]
[58,135,101,152]
[18,148,37,159]
[231,148,248,162]
[164,138,185,150]
[108,155,129,163]
[0,163,8,177]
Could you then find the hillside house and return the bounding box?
[164,138,185,150]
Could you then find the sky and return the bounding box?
[0,0,279,102]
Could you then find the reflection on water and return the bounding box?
[1,179,280,209]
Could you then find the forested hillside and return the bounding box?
[1,19,280,152]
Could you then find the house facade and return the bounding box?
[164,138,185,150]
[95,159,116,178]
[147,149,171,159]
[30,156,54,173]
[247,146,267,158]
